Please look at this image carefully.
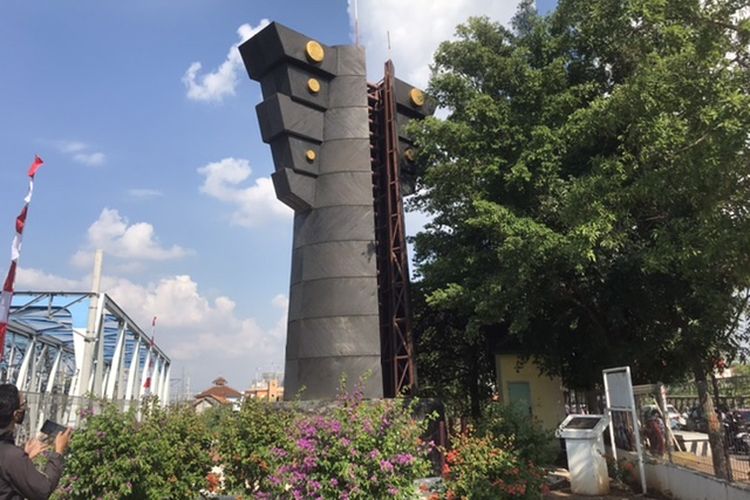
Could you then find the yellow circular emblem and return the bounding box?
[307,78,321,94]
[305,41,325,63]
[404,148,416,162]
[305,150,317,162]
[409,88,425,107]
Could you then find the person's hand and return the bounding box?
[24,438,48,459]
[54,428,72,454]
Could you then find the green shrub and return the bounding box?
[211,398,295,494]
[53,399,212,499]
[440,433,546,500]
[256,387,433,499]
[477,402,558,466]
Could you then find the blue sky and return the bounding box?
[0,0,555,393]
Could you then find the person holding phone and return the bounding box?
[0,384,71,499]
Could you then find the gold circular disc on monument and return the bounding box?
[305,41,325,63]
[404,148,416,163]
[307,78,321,94]
[305,149,317,162]
[409,88,425,107]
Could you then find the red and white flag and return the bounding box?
[0,156,45,360]
[143,316,157,390]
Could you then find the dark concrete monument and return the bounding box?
[239,23,434,400]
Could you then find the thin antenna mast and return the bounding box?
[354,0,360,46]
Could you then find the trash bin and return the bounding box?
[556,414,611,495]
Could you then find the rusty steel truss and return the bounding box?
[369,61,417,397]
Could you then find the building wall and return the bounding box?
[495,353,566,430]
[246,379,284,401]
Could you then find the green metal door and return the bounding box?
[508,382,532,416]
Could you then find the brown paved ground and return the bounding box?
[671,450,750,483]
[543,470,657,500]
[544,487,655,499]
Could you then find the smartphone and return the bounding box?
[40,419,66,437]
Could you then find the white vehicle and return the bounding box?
[665,404,687,429]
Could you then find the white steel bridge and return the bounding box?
[1,291,170,437]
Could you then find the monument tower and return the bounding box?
[239,23,434,400]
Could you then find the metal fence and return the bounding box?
[618,378,750,484]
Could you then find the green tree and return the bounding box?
[411,0,750,478]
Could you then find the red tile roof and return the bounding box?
[192,394,229,406]
[195,378,242,400]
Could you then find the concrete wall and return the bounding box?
[617,449,750,500]
[495,353,566,430]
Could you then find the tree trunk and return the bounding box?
[585,389,601,414]
[468,359,481,420]
[695,369,731,480]
[710,373,721,409]
[710,373,734,481]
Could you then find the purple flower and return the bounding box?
[363,419,374,434]
[330,478,339,488]
[388,486,399,495]
[393,453,415,465]
[380,460,394,473]
[369,449,380,460]
[296,438,316,453]
[328,419,342,434]
[308,480,322,492]
[298,421,318,437]
[340,437,351,447]
[271,447,288,458]
[302,455,317,471]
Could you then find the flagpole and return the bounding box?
[144,316,157,393]
[0,156,45,364]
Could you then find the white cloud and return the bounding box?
[127,188,164,199]
[72,208,190,268]
[58,141,87,154]
[14,267,287,390]
[348,1,520,245]
[349,0,521,88]
[198,157,291,227]
[104,275,287,388]
[73,152,106,166]
[56,140,106,166]
[15,267,84,291]
[182,19,270,102]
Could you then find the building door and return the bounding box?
[508,382,532,416]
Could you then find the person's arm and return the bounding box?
[3,447,63,500]
[4,427,71,500]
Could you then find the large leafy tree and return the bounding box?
[411,0,750,467]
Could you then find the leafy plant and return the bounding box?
[439,432,546,500]
[257,385,433,499]
[212,397,295,494]
[477,402,558,466]
[53,399,212,499]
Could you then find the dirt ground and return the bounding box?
[543,469,659,500]
[544,487,656,500]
